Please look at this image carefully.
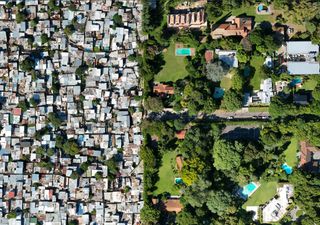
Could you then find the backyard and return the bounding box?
[250,55,265,90]
[231,6,275,23]
[243,181,278,209]
[155,43,188,82]
[284,138,299,167]
[154,151,180,196]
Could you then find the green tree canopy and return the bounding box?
[62,140,80,156]
[221,89,242,111]
[206,61,230,82]
[144,97,164,112]
[213,139,243,171]
[206,190,236,216]
[140,204,161,225]
[20,58,35,72]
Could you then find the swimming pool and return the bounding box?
[282,163,293,175]
[214,87,224,99]
[240,182,258,198]
[290,78,302,87]
[175,178,183,184]
[176,48,192,56]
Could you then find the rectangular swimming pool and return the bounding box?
[176,48,192,56]
[240,182,259,198]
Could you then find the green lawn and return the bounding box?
[155,43,188,82]
[154,151,180,196]
[248,106,269,112]
[221,76,232,90]
[250,56,265,90]
[303,79,318,91]
[284,138,299,167]
[243,181,278,208]
[231,6,275,23]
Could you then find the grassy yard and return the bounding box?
[250,55,265,90]
[248,106,269,112]
[303,79,318,91]
[243,181,278,208]
[231,6,275,23]
[154,151,180,196]
[220,76,232,90]
[155,43,188,82]
[284,138,299,167]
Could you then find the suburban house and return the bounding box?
[211,17,253,39]
[215,49,239,68]
[250,78,274,104]
[262,184,294,223]
[299,141,320,173]
[153,83,175,95]
[286,41,320,75]
[167,8,207,29]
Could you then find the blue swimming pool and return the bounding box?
[282,163,293,175]
[240,182,258,198]
[175,178,183,184]
[176,48,192,56]
[214,87,224,99]
[290,78,302,87]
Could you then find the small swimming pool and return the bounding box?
[282,163,293,175]
[214,87,224,99]
[240,182,258,198]
[176,48,192,56]
[175,178,183,184]
[290,78,302,87]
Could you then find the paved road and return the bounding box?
[147,109,270,122]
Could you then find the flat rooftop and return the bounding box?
[287,41,319,55]
[287,62,320,75]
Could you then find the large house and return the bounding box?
[286,41,320,75]
[299,141,320,173]
[167,8,207,29]
[211,17,253,39]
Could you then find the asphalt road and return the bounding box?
[147,109,270,122]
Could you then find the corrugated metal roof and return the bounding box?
[287,62,320,75]
[287,41,319,54]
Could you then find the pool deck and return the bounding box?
[175,43,195,56]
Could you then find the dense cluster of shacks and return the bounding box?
[0,0,144,224]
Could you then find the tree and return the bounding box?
[205,3,223,23]
[29,98,39,108]
[206,61,230,82]
[47,112,62,128]
[312,85,320,101]
[183,177,212,207]
[176,209,200,225]
[231,71,245,91]
[144,97,163,112]
[64,24,75,36]
[17,99,30,112]
[69,220,79,225]
[181,156,205,186]
[36,146,45,156]
[213,139,243,171]
[62,140,80,156]
[206,190,236,216]
[16,11,27,23]
[68,3,77,11]
[95,171,103,180]
[70,171,79,180]
[140,204,161,225]
[112,14,123,27]
[7,211,17,219]
[20,58,35,72]
[221,89,242,111]
[41,33,49,44]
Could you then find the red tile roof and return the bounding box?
[164,199,183,213]
[175,130,186,140]
[12,108,22,116]
[153,84,174,95]
[205,50,214,63]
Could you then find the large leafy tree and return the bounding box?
[140,204,161,225]
[206,61,230,82]
[221,89,242,111]
[206,190,236,216]
[213,139,243,171]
